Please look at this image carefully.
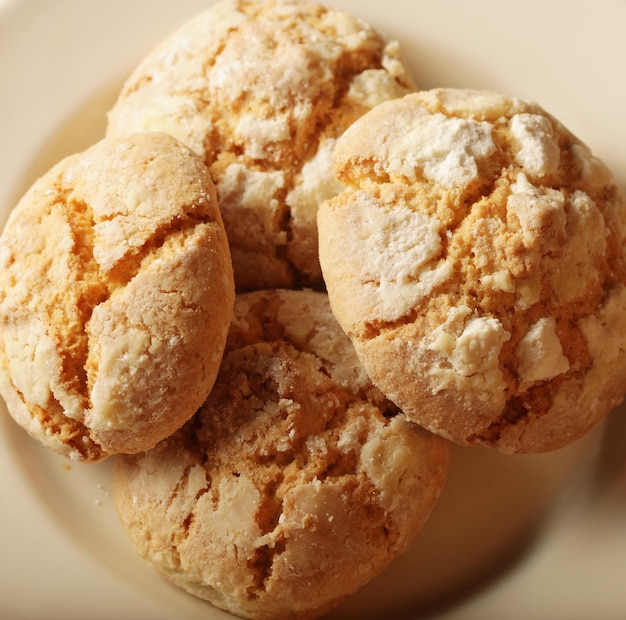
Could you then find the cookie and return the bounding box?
[113,289,449,620]
[318,88,626,453]
[0,132,235,461]
[106,0,415,291]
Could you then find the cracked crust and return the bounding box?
[318,88,626,453]
[113,289,449,620]
[106,0,415,291]
[0,132,235,460]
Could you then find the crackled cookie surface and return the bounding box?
[318,88,626,453]
[114,289,449,620]
[0,132,235,461]
[106,0,414,291]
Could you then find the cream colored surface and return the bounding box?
[1,0,625,618]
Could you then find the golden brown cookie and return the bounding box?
[113,289,449,620]
[106,0,415,291]
[318,88,626,453]
[0,132,235,461]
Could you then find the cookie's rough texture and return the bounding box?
[106,0,414,291]
[114,289,449,620]
[318,88,626,453]
[0,132,235,461]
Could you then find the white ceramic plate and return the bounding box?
[1,1,625,618]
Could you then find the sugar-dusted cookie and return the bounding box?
[0,132,235,461]
[106,0,415,291]
[318,88,626,453]
[113,289,449,620]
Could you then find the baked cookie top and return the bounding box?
[106,0,414,291]
[0,132,235,461]
[318,88,626,453]
[113,289,449,620]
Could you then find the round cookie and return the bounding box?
[113,289,449,620]
[0,132,235,461]
[318,88,626,453]
[106,0,415,291]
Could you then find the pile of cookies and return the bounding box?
[1,1,625,619]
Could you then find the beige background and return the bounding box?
[1,1,625,618]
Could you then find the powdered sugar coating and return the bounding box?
[113,290,449,619]
[0,132,235,460]
[107,0,415,290]
[509,113,561,178]
[318,88,626,452]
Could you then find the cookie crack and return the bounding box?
[22,385,103,460]
[60,199,110,404]
[57,180,221,410]
[167,462,211,547]
[471,370,577,446]
[245,535,287,599]
[470,394,533,446]
[360,302,429,340]
[105,209,214,287]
